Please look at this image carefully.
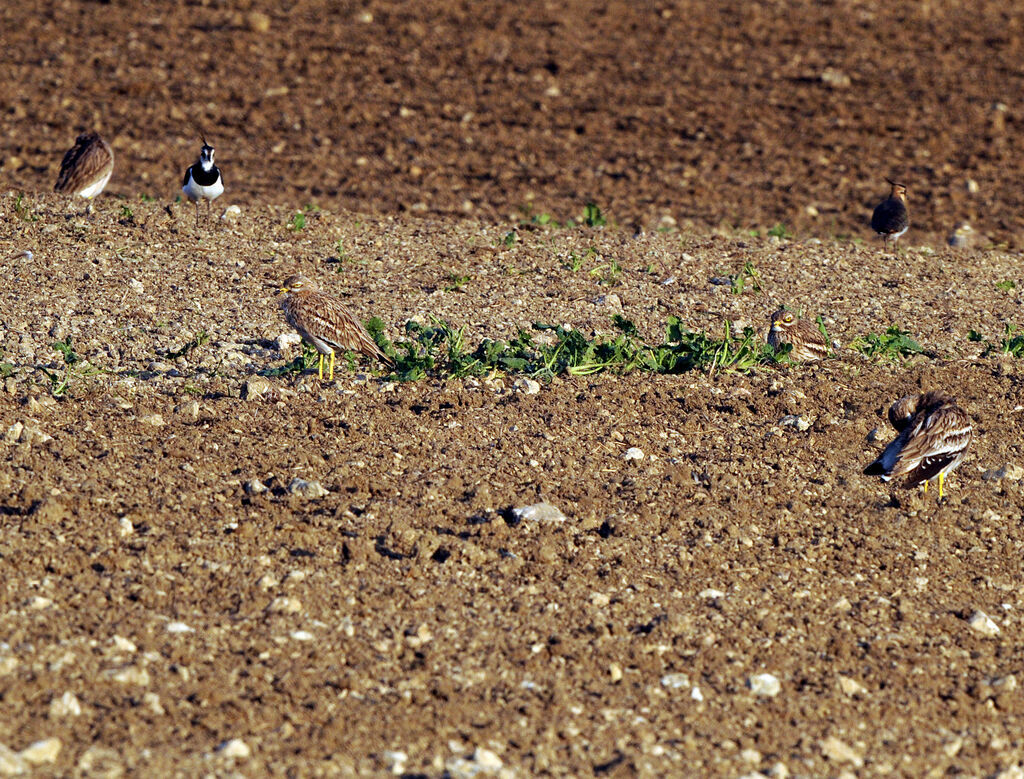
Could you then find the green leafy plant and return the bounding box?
[849,326,923,362]
[589,257,622,286]
[290,212,307,231]
[730,261,762,295]
[767,224,793,239]
[501,230,518,248]
[996,279,1016,292]
[582,202,607,227]
[444,273,473,293]
[997,324,1024,358]
[14,193,38,222]
[166,331,210,360]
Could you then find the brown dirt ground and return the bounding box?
[2,1,1024,777]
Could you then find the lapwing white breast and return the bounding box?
[182,140,224,227]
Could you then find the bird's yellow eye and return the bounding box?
[784,314,794,323]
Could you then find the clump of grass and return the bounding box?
[849,326,923,361]
[767,224,792,239]
[589,257,622,286]
[14,193,38,222]
[996,279,1016,293]
[289,212,307,231]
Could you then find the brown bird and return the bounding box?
[279,275,393,380]
[863,391,972,499]
[54,133,114,199]
[766,308,829,361]
[871,179,909,254]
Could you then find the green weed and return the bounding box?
[166,331,210,360]
[767,224,793,239]
[14,193,38,222]
[996,279,1016,292]
[444,273,473,293]
[849,326,923,361]
[730,261,762,295]
[582,202,607,227]
[290,212,306,231]
[589,257,622,286]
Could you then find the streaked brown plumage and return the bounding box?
[279,275,393,380]
[863,391,972,499]
[54,133,114,199]
[870,179,909,253]
[766,308,828,361]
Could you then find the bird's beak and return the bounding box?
[772,320,782,328]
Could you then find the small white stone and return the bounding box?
[166,622,194,634]
[837,675,868,697]
[590,592,610,607]
[28,596,52,610]
[143,692,165,715]
[109,666,150,686]
[968,610,1000,636]
[217,738,251,759]
[623,447,644,462]
[19,738,61,766]
[699,588,725,599]
[118,516,134,536]
[660,672,690,689]
[256,573,279,590]
[383,750,408,774]
[139,413,164,427]
[48,692,82,719]
[268,596,303,614]
[690,686,704,701]
[748,673,781,697]
[609,663,623,682]
[473,747,503,771]
[0,744,27,775]
[287,478,329,499]
[768,761,790,778]
[111,635,137,653]
[221,204,242,221]
[819,736,863,768]
[290,630,314,641]
[740,748,762,763]
[513,378,541,395]
[513,502,566,523]
[778,414,811,432]
[245,479,268,495]
[276,333,303,351]
[128,278,144,295]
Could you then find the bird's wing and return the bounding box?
[889,406,972,481]
[55,136,113,192]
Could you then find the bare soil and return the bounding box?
[2,1,1024,777]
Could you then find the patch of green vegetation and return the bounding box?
[289,212,307,231]
[730,260,762,295]
[166,331,210,360]
[501,230,518,248]
[139,193,155,203]
[996,279,1016,292]
[52,339,81,367]
[589,257,622,286]
[264,342,319,377]
[849,326,923,362]
[14,193,38,222]
[582,202,606,227]
[767,223,793,239]
[120,205,135,222]
[443,273,473,293]
[362,314,784,383]
[995,324,1024,358]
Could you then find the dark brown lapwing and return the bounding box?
[55,132,114,202]
[863,391,973,500]
[182,138,224,228]
[870,179,909,255]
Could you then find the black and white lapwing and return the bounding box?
[870,179,909,255]
[55,132,114,201]
[182,138,224,228]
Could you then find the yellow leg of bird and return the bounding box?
[317,353,324,381]
[922,480,928,494]
[938,473,945,500]
[328,350,336,382]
